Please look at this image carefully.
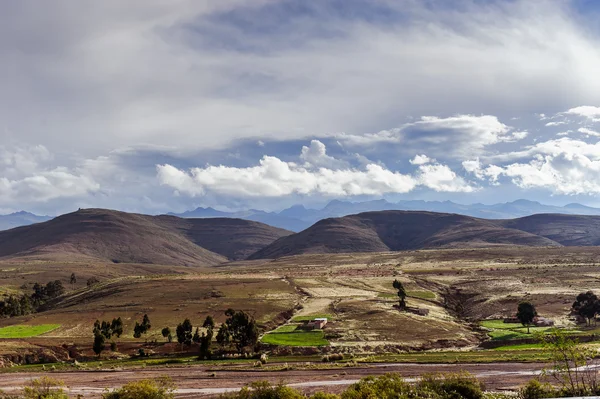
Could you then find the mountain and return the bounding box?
[0,211,52,231]
[498,214,600,246]
[169,199,600,232]
[0,209,291,266]
[169,207,310,231]
[249,211,560,259]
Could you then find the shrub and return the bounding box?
[23,377,68,399]
[102,377,175,399]
[518,380,558,399]
[418,373,484,399]
[220,381,303,399]
[110,341,117,352]
[310,394,341,399]
[341,374,413,399]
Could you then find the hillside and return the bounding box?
[0,209,291,266]
[249,211,560,259]
[498,214,600,246]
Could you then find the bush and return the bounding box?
[310,394,340,399]
[341,373,483,399]
[103,377,174,399]
[23,377,68,399]
[418,373,484,399]
[518,380,558,399]
[220,381,304,399]
[110,341,117,351]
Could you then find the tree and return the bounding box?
[193,327,201,344]
[176,319,193,347]
[133,314,151,338]
[216,323,231,349]
[111,317,123,338]
[393,279,407,310]
[203,315,215,329]
[141,314,151,331]
[517,301,537,333]
[223,309,259,354]
[573,291,600,326]
[70,273,76,289]
[162,327,172,343]
[93,333,105,356]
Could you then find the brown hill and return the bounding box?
[248,211,561,259]
[497,214,600,246]
[0,209,291,266]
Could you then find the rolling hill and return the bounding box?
[0,209,291,266]
[248,211,566,259]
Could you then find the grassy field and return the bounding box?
[481,320,555,341]
[291,313,334,322]
[262,325,329,346]
[0,324,61,338]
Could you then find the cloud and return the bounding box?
[300,140,348,169]
[465,137,600,195]
[157,141,473,198]
[3,1,600,158]
[578,127,600,137]
[0,144,100,205]
[564,106,600,122]
[410,154,434,165]
[545,121,567,127]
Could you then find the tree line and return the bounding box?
[92,308,259,358]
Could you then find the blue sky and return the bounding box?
[2,0,600,215]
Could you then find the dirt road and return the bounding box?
[0,362,550,397]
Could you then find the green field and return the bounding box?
[480,320,553,341]
[0,324,61,338]
[262,325,329,346]
[291,314,334,322]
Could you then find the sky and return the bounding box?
[3,0,600,215]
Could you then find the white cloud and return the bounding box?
[410,154,434,165]
[545,121,566,127]
[564,106,600,122]
[157,142,473,198]
[578,127,600,137]
[335,129,401,147]
[465,137,600,195]
[300,140,348,169]
[417,163,474,192]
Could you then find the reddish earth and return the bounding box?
[0,362,548,398]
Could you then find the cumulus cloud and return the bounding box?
[465,137,600,195]
[300,140,348,169]
[410,154,434,165]
[0,145,100,206]
[157,142,473,198]
[564,106,600,122]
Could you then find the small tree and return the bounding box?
[393,279,407,310]
[70,273,76,289]
[133,314,151,338]
[193,327,201,344]
[176,319,193,347]
[216,323,231,349]
[93,333,105,356]
[111,317,123,338]
[142,314,151,331]
[573,291,599,326]
[162,327,172,343]
[203,315,215,329]
[23,376,68,399]
[517,301,537,333]
[223,309,259,354]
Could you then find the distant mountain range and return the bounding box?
[169,199,600,232]
[0,211,52,231]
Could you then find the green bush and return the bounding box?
[341,373,484,399]
[23,377,68,399]
[103,377,174,399]
[310,393,341,399]
[220,381,304,399]
[419,373,484,399]
[518,380,557,399]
